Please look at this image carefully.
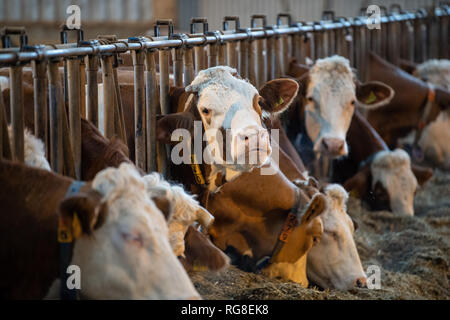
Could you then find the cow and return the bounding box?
[81,117,229,271]
[405,59,450,169]
[0,160,200,299]
[284,57,432,215]
[365,52,450,150]
[156,77,367,289]
[7,126,51,171]
[332,111,432,216]
[284,55,394,167]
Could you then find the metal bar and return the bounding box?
[85,55,99,127]
[132,49,146,171]
[172,47,184,86]
[194,45,205,74]
[67,58,82,179]
[183,47,195,86]
[79,58,86,119]
[9,65,24,162]
[218,43,226,65]
[113,66,127,144]
[31,59,48,157]
[256,38,266,87]
[0,87,12,160]
[226,41,237,68]
[239,40,248,79]
[274,36,283,78]
[248,40,256,85]
[100,55,115,139]
[158,49,170,176]
[47,60,64,173]
[145,50,158,172]
[207,42,218,67]
[266,36,274,80]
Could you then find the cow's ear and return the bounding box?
[299,193,327,225]
[258,79,299,114]
[356,81,395,109]
[343,166,370,198]
[435,87,450,110]
[180,226,230,272]
[411,164,433,187]
[59,189,108,236]
[152,195,173,221]
[156,112,196,144]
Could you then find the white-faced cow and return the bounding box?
[0,161,200,299]
[292,55,394,162]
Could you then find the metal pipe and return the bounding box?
[239,40,248,79]
[132,49,147,171]
[158,49,170,176]
[31,59,48,157]
[183,47,195,86]
[172,47,184,86]
[47,60,63,173]
[9,65,24,163]
[85,54,99,127]
[100,55,115,139]
[67,58,82,179]
[145,50,158,172]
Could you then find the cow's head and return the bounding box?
[158,66,298,173]
[307,184,366,290]
[298,56,394,158]
[414,59,450,90]
[262,192,326,287]
[344,149,432,216]
[61,163,200,299]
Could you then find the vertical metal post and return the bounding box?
[9,65,24,163]
[207,41,218,67]
[248,39,256,85]
[47,60,64,173]
[183,47,195,86]
[218,43,226,65]
[100,55,115,139]
[145,50,158,172]
[256,39,266,87]
[172,47,184,87]
[132,49,147,171]
[67,58,82,179]
[194,45,206,74]
[158,49,170,176]
[266,36,274,80]
[239,39,248,79]
[85,54,99,127]
[31,59,48,157]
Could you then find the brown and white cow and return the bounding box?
[157,80,368,289]
[287,55,394,161]
[332,111,432,216]
[366,52,450,149]
[0,160,200,299]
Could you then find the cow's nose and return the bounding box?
[322,138,345,155]
[354,277,367,288]
[238,128,268,146]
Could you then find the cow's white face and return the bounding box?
[71,164,200,299]
[304,56,356,158]
[186,66,271,171]
[371,149,418,216]
[9,126,51,171]
[142,173,214,257]
[414,59,450,90]
[307,185,366,290]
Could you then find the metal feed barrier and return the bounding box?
[0,4,448,180]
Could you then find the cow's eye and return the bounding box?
[307,96,314,102]
[350,100,356,105]
[201,108,210,115]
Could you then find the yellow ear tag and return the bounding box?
[365,91,377,104]
[275,97,284,108]
[58,217,73,243]
[349,189,359,198]
[72,212,82,239]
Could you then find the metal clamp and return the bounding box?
[60,24,84,45]
[190,17,209,34]
[154,19,174,38]
[79,39,101,55]
[322,10,335,21]
[276,13,292,27]
[23,44,47,60]
[251,14,267,29]
[223,16,240,32]
[1,26,28,50]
